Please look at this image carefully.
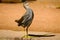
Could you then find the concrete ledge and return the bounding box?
[0,30,60,40]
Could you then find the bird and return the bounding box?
[15,1,34,37]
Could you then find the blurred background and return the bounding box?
[0,0,60,33]
[0,0,36,3]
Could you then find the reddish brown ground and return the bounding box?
[0,1,60,33]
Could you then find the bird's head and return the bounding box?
[24,1,29,6]
[23,1,29,9]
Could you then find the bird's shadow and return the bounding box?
[28,34,55,37]
[14,34,55,40]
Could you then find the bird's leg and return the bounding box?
[23,27,28,38]
[24,28,27,36]
[26,27,28,38]
[24,28,25,35]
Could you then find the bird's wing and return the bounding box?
[17,16,24,23]
[22,9,33,23]
[22,14,29,23]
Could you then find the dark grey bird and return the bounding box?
[15,2,34,36]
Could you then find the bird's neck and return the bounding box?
[24,5,30,9]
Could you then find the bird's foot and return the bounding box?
[23,35,34,38]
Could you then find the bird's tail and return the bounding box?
[15,20,19,23]
[15,20,23,26]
